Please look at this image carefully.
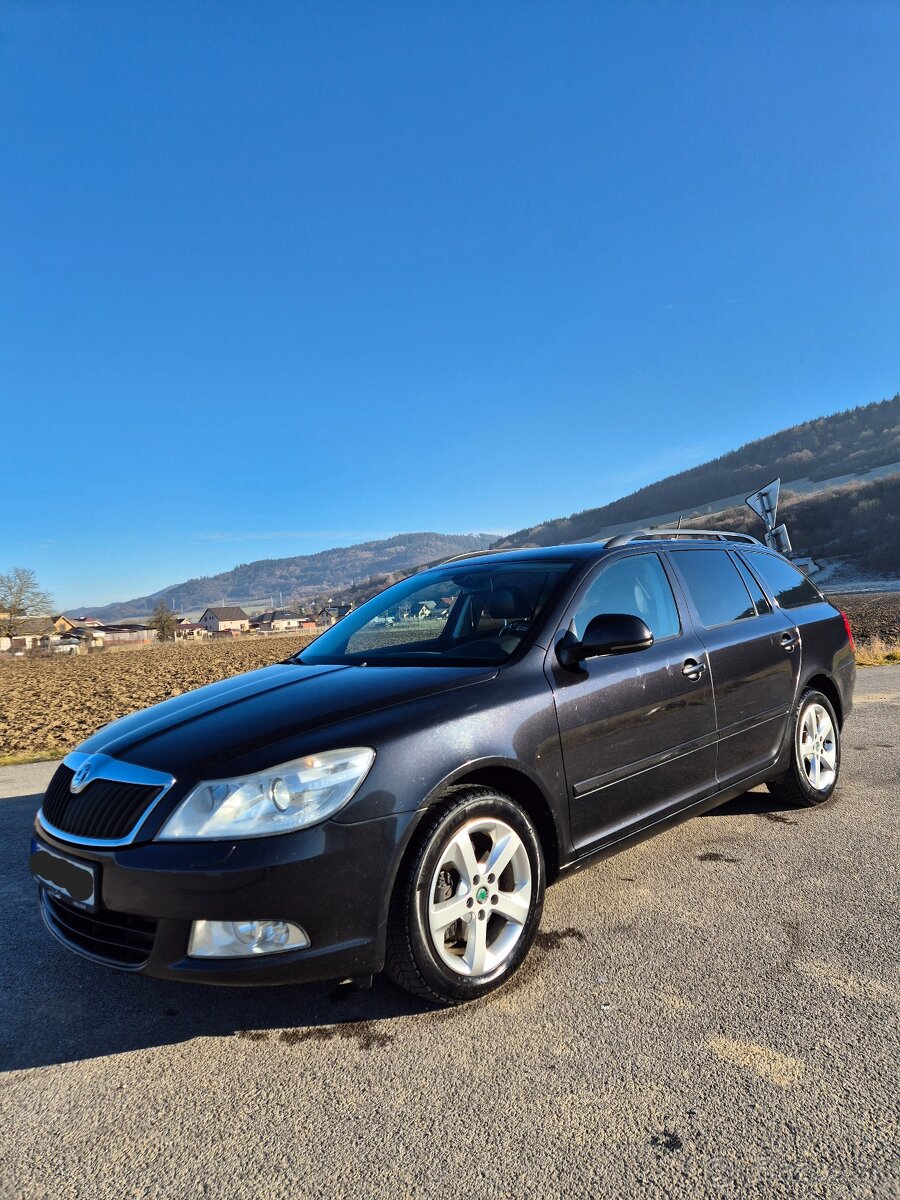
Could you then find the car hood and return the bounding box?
[77,660,498,778]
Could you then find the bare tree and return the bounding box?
[149,600,178,642]
[0,567,53,640]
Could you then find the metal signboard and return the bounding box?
[745,478,780,530]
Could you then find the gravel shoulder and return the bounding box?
[1,667,898,1199]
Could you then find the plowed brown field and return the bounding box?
[834,591,900,640]
[1,592,897,761]
[0,635,316,760]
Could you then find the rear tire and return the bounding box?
[385,786,545,1005]
[766,688,841,808]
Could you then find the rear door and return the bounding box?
[546,551,718,852]
[666,548,800,789]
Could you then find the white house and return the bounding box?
[198,606,250,634]
[253,609,303,633]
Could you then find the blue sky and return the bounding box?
[2,2,898,610]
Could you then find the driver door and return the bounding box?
[545,552,718,852]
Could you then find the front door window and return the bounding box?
[571,553,680,641]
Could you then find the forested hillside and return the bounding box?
[494,395,900,548]
[71,533,496,620]
[694,474,900,572]
[309,473,900,615]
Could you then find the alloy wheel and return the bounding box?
[798,701,837,792]
[427,816,532,978]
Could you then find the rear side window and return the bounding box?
[744,551,822,610]
[671,550,756,627]
[572,553,680,641]
[733,556,773,615]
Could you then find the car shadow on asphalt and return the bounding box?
[1,792,433,1073]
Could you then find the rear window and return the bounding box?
[744,551,822,610]
[671,550,756,627]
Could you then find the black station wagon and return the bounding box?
[31,531,856,1004]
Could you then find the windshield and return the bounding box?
[296,560,576,667]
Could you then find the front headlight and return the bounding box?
[156,747,375,840]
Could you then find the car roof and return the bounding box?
[436,543,604,568]
[442,531,766,569]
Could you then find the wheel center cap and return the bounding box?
[476,886,489,903]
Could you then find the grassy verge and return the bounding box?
[855,636,900,666]
[0,748,65,768]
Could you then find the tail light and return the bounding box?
[840,611,856,654]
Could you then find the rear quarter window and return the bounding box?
[733,556,773,615]
[744,551,823,610]
[671,550,756,627]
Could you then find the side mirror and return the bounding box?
[556,612,654,670]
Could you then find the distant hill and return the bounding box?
[493,395,900,549]
[692,473,900,574]
[69,533,497,622]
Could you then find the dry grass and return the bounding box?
[0,749,60,768]
[854,635,900,667]
[828,592,899,664]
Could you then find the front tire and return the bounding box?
[766,688,841,807]
[385,786,545,1005]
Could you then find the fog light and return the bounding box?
[188,919,310,958]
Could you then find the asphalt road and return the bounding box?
[1,668,898,1199]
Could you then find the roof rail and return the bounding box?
[431,529,761,567]
[430,546,523,568]
[605,527,761,549]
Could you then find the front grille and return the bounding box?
[41,892,158,968]
[41,764,161,841]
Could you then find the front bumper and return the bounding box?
[33,809,417,986]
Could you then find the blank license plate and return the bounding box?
[31,839,97,910]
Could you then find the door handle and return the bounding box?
[781,632,797,652]
[682,658,706,681]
